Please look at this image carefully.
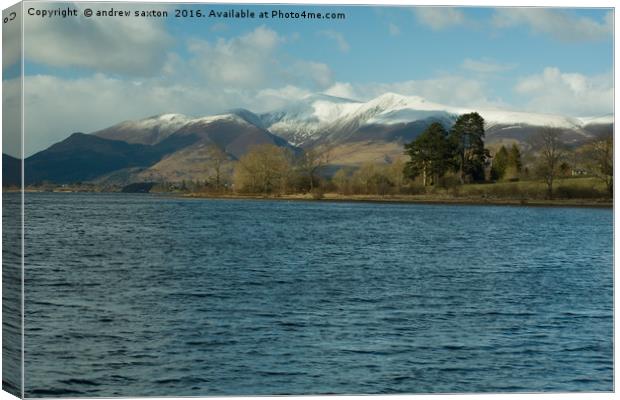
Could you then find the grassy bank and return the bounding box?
[184,177,612,208]
[10,177,612,208]
[183,192,611,208]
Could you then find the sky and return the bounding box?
[1,2,614,157]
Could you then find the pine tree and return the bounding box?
[508,143,522,173]
[404,122,454,186]
[449,112,489,183]
[491,146,509,180]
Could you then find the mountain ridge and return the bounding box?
[15,92,613,185]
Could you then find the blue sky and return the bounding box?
[2,3,614,156]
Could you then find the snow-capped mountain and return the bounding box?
[259,92,608,147]
[96,92,611,150]
[21,91,613,184]
[96,113,193,145]
[95,111,267,145]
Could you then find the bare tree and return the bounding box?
[332,167,353,195]
[296,146,331,192]
[233,144,292,195]
[352,163,378,194]
[531,127,565,199]
[582,134,613,197]
[205,145,229,191]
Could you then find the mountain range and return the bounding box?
[6,92,613,185]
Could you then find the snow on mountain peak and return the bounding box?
[302,93,360,104]
[156,113,189,122]
[96,91,610,149]
[115,113,191,132]
[577,114,614,125]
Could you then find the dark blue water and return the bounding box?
[2,192,22,397]
[17,193,613,396]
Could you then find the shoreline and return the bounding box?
[180,192,614,209]
[4,189,612,208]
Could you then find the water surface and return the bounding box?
[17,193,613,396]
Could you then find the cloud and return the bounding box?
[292,61,334,88]
[462,58,516,74]
[324,82,358,100]
[3,78,22,157]
[318,30,350,52]
[17,73,247,156]
[388,23,400,36]
[325,76,502,109]
[255,85,312,109]
[414,7,467,30]
[187,25,283,88]
[184,26,332,90]
[15,24,342,156]
[2,4,21,71]
[17,73,323,157]
[514,67,613,116]
[23,3,173,75]
[492,9,613,42]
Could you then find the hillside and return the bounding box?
[15,92,613,185]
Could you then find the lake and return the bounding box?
[7,193,613,396]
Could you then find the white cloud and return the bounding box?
[3,78,22,158]
[2,4,21,71]
[514,67,613,116]
[18,73,323,157]
[187,25,283,88]
[292,61,333,89]
[184,26,332,91]
[318,30,350,52]
[18,73,248,155]
[326,76,502,109]
[492,9,612,42]
[414,7,466,30]
[255,85,312,110]
[23,3,173,75]
[462,58,516,74]
[324,82,358,100]
[15,23,342,156]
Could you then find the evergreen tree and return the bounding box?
[490,146,509,180]
[508,143,522,173]
[404,122,454,186]
[449,112,489,183]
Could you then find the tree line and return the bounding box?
[403,112,612,199]
[167,112,612,200]
[403,112,491,185]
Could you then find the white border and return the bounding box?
[0,1,616,400]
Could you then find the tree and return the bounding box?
[332,168,352,195]
[490,146,509,181]
[387,159,407,194]
[559,161,572,177]
[503,143,523,181]
[508,143,523,173]
[404,122,454,186]
[531,127,565,199]
[353,163,378,194]
[205,145,229,191]
[582,134,613,196]
[233,144,292,195]
[296,146,330,192]
[449,112,489,183]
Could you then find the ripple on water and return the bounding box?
[13,193,613,396]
